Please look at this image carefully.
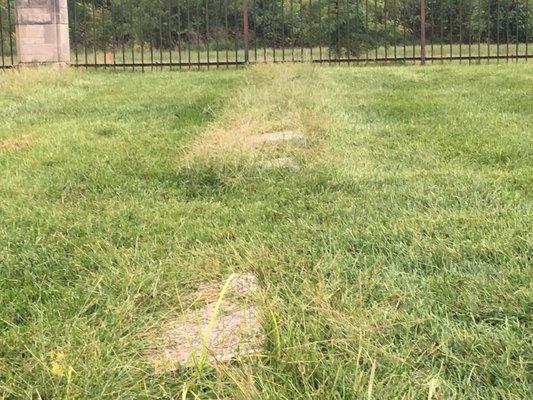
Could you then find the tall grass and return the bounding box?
[0,62,532,399]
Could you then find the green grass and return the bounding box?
[0,63,532,399]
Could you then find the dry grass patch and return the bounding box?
[0,135,33,152]
[187,64,333,165]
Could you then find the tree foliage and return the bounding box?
[68,0,532,55]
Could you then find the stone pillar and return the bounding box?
[15,0,69,66]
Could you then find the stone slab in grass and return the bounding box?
[146,273,264,373]
[247,130,306,148]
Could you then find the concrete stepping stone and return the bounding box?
[146,273,264,373]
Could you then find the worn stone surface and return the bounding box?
[146,274,264,373]
[15,0,70,65]
[247,131,306,147]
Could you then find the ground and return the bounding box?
[0,63,531,399]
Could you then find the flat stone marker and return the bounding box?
[247,130,306,148]
[146,273,264,373]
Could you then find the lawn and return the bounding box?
[0,63,531,399]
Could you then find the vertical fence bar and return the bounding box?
[186,0,191,68]
[281,0,285,61]
[0,2,4,67]
[318,0,322,61]
[73,0,78,66]
[224,0,229,66]
[448,1,452,62]
[374,0,377,61]
[120,0,125,69]
[355,0,359,64]
[130,0,135,69]
[109,2,115,68]
[468,0,472,63]
[459,0,463,63]
[327,0,331,62]
[243,0,249,63]
[430,0,434,62]
[420,0,426,65]
[168,0,173,67]
[346,0,351,62]
[85,0,89,68]
[292,0,296,61]
[206,0,210,68]
[309,0,313,61]
[412,3,416,63]
[140,1,145,71]
[515,0,519,61]
[487,0,490,62]
[392,0,398,62]
[149,10,154,70]
[383,0,387,61]
[233,0,237,64]
[477,0,481,63]
[405,0,409,61]
[506,0,510,61]
[527,0,530,60]
[496,0,500,62]
[7,0,14,65]
[252,0,257,61]
[261,0,265,62]
[102,2,107,69]
[336,0,340,63]
[196,0,200,68]
[178,0,182,67]
[300,0,304,60]
[365,0,369,62]
[92,0,97,67]
[271,0,275,62]
[525,0,529,62]
[216,0,220,67]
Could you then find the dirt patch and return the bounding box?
[0,135,32,152]
[146,273,264,373]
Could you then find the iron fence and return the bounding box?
[1,0,532,69]
[0,0,15,68]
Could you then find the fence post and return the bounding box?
[15,0,70,67]
[243,0,249,64]
[420,0,426,65]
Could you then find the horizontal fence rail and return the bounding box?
[1,0,532,69]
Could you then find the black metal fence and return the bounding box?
[1,0,532,69]
[0,0,15,68]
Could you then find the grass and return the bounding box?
[0,62,532,399]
